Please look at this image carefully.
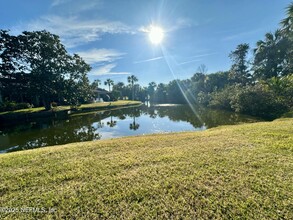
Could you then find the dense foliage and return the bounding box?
[108,3,293,119]
[0,30,93,110]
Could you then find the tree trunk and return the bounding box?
[132,83,134,100]
[35,96,40,107]
[42,97,51,110]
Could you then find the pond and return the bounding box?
[0,104,262,153]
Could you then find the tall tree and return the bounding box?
[127,75,138,100]
[0,30,92,109]
[147,81,157,103]
[55,53,92,106]
[0,30,29,103]
[92,79,101,100]
[280,3,293,75]
[155,83,167,103]
[229,43,251,84]
[104,79,114,92]
[112,82,125,99]
[92,79,101,89]
[253,30,289,79]
[281,2,293,36]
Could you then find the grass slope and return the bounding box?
[0,101,141,124]
[0,100,142,116]
[0,119,292,219]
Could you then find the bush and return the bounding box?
[51,102,58,107]
[0,101,32,112]
[230,84,288,118]
[209,85,237,110]
[196,91,211,106]
[266,75,293,108]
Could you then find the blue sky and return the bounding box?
[0,0,291,87]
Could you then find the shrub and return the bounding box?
[266,75,293,108]
[51,102,58,107]
[0,101,32,112]
[209,85,237,110]
[230,84,288,118]
[196,91,211,106]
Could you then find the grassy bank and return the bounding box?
[0,100,141,123]
[0,118,292,219]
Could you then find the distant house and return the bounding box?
[93,88,116,102]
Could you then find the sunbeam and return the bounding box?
[160,45,204,125]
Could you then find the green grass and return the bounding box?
[0,100,141,116]
[0,101,142,124]
[0,106,45,115]
[0,118,292,219]
[282,110,293,118]
[78,100,142,110]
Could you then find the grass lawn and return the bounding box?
[0,100,141,121]
[0,118,292,219]
[0,100,142,116]
[0,106,46,115]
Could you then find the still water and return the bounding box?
[0,104,261,153]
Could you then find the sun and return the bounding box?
[148,25,164,44]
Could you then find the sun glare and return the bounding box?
[148,25,164,44]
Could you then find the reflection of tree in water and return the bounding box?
[152,105,259,128]
[129,107,140,131]
[4,113,104,152]
[129,117,140,130]
[106,116,117,127]
[145,106,157,118]
[2,104,260,153]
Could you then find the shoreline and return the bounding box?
[0,118,292,218]
[0,100,142,125]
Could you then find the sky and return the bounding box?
[0,0,291,88]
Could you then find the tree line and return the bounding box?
[1,2,293,118]
[107,3,293,118]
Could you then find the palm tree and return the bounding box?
[147,81,157,103]
[280,3,293,75]
[92,79,101,101]
[253,30,288,78]
[114,82,125,99]
[92,79,101,89]
[127,75,138,100]
[104,79,114,92]
[281,2,293,36]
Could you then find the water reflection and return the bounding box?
[0,104,261,153]
[129,108,140,131]
[107,116,117,128]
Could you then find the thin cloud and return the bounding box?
[222,28,264,41]
[139,17,195,34]
[77,49,125,65]
[51,0,70,7]
[178,59,202,65]
[134,56,163,64]
[189,52,218,59]
[178,52,217,65]
[89,63,131,76]
[51,0,102,13]
[18,15,133,48]
[169,18,195,32]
